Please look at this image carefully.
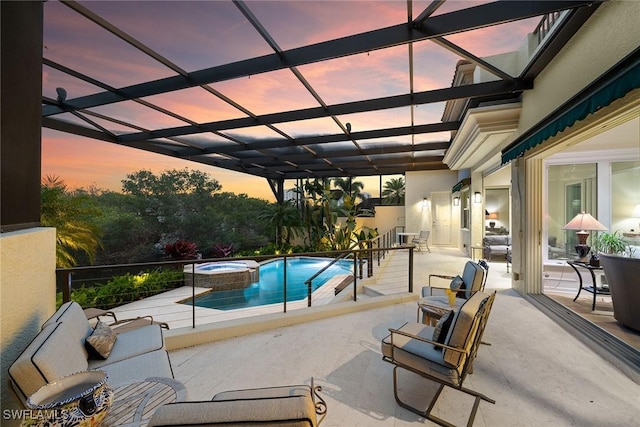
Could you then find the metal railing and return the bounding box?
[533,11,562,46]
[56,245,414,329]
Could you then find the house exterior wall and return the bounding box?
[519,0,640,133]
[405,170,459,246]
[366,205,404,238]
[1,228,56,413]
[512,0,640,294]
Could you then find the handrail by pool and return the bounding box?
[56,245,414,329]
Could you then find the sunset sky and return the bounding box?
[41,0,537,201]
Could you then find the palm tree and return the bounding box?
[41,176,102,267]
[382,177,405,205]
[258,200,301,247]
[332,177,365,204]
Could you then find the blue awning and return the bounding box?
[502,48,640,164]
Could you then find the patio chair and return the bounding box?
[382,291,496,427]
[417,260,488,324]
[148,378,327,426]
[411,230,431,252]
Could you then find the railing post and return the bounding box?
[283,256,287,313]
[353,253,357,301]
[307,279,312,307]
[408,247,414,293]
[62,271,72,303]
[191,262,196,329]
[367,241,373,277]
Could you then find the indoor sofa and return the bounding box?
[482,235,511,261]
[9,301,174,405]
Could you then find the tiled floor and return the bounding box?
[167,248,640,426]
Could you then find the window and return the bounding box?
[546,163,597,260]
[611,161,640,234]
[461,189,470,229]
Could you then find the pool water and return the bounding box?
[187,257,353,310]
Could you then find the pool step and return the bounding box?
[311,274,354,305]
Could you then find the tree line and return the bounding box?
[41,169,406,268]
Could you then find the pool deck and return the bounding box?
[169,283,640,426]
[107,272,355,329]
[103,247,640,425]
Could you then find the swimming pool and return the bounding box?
[186,257,353,310]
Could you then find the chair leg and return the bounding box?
[392,366,494,427]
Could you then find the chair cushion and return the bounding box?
[483,235,511,246]
[85,321,117,359]
[9,322,89,403]
[42,301,92,359]
[149,385,317,426]
[381,323,461,385]
[460,262,484,299]
[95,349,174,389]
[88,324,165,368]
[443,291,490,367]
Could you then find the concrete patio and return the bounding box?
[166,248,640,426]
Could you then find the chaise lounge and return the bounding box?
[147,378,327,427]
[9,301,174,406]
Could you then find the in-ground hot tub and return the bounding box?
[183,260,260,291]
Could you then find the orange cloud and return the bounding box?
[42,129,275,201]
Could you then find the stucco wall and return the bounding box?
[518,0,640,134]
[405,170,458,242]
[1,228,56,415]
[363,206,404,239]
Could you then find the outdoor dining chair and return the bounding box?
[411,230,431,253]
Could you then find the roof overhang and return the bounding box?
[444,102,522,171]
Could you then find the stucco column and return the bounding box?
[510,156,544,296]
[470,172,484,251]
[0,1,43,232]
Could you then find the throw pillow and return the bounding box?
[432,310,454,348]
[449,275,466,299]
[85,321,117,359]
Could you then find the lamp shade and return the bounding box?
[487,212,499,220]
[562,212,608,232]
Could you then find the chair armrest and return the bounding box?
[388,326,468,355]
[427,274,455,295]
[111,316,169,332]
[84,308,118,323]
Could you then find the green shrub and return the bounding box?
[69,269,184,310]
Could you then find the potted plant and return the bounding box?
[592,231,627,255]
[595,231,639,331]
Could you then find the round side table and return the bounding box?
[102,377,187,427]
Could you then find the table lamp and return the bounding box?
[487,212,498,229]
[562,211,607,262]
